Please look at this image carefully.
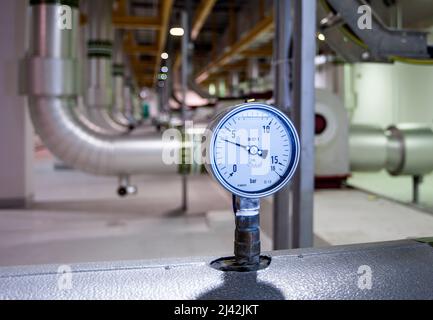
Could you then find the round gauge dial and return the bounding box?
[207,103,300,198]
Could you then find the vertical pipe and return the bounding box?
[272,0,293,250]
[234,197,261,267]
[292,0,316,248]
[248,58,259,92]
[86,0,127,132]
[230,71,240,97]
[181,10,189,212]
[413,175,422,204]
[112,30,130,127]
[396,0,403,29]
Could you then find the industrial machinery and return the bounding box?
[205,103,300,271]
[4,0,433,301]
[315,89,350,188]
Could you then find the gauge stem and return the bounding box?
[234,197,261,268]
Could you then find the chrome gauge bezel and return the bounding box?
[208,103,300,198]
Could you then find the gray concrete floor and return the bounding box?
[0,157,273,266]
[349,170,433,209]
[1,157,433,267]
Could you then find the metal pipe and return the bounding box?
[272,0,293,250]
[85,0,128,133]
[112,71,131,127]
[247,58,259,92]
[111,30,132,128]
[386,124,433,176]
[229,71,240,97]
[234,197,261,267]
[412,175,422,204]
[29,97,180,175]
[350,125,388,172]
[24,2,180,176]
[291,0,316,248]
[350,124,433,176]
[73,97,122,136]
[181,10,189,212]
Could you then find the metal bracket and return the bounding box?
[326,0,429,59]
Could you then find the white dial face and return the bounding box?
[210,104,300,198]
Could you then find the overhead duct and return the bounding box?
[23,1,180,176]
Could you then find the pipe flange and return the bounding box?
[385,125,405,176]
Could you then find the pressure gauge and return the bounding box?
[206,103,300,198]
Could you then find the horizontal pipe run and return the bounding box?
[350,124,433,176]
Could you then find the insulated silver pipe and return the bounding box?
[350,124,433,176]
[85,0,128,132]
[24,2,179,176]
[386,124,433,176]
[123,70,139,126]
[25,1,118,138]
[28,97,179,175]
[87,0,113,41]
[229,71,240,97]
[349,124,387,172]
[112,30,132,127]
[113,74,131,126]
[74,97,121,136]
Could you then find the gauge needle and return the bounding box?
[223,139,268,159]
[274,171,283,178]
[222,139,249,150]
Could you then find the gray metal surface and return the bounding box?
[1,240,433,299]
